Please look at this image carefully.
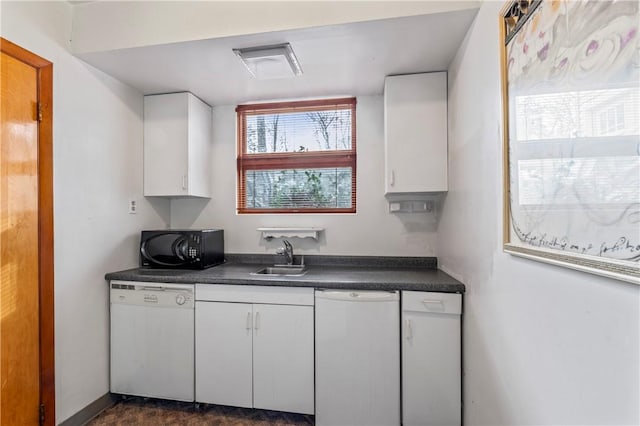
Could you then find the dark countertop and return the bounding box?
[105,254,465,293]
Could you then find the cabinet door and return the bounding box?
[252,304,314,415]
[195,301,253,407]
[144,92,212,197]
[384,72,447,194]
[144,93,189,196]
[186,93,212,197]
[402,292,461,426]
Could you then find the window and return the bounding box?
[513,88,639,207]
[598,103,625,135]
[237,98,356,213]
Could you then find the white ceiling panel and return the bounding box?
[76,8,478,106]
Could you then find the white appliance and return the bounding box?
[110,280,195,401]
[315,289,400,426]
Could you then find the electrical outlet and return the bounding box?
[128,199,137,214]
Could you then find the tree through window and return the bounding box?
[237,98,356,213]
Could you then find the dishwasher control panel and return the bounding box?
[110,281,194,309]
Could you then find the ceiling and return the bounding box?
[76,8,478,107]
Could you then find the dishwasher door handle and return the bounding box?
[140,286,191,293]
[315,290,398,302]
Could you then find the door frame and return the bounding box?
[1,37,55,426]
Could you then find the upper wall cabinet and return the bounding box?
[384,72,447,195]
[144,92,212,198]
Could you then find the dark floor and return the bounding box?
[86,397,314,426]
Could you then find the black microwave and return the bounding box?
[140,229,224,269]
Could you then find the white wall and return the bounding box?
[170,96,439,256]
[70,0,480,53]
[440,1,640,425]
[5,1,636,424]
[0,2,169,423]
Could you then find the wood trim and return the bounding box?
[499,2,511,247]
[1,38,51,68]
[38,61,55,426]
[236,97,356,113]
[350,100,357,213]
[238,207,356,214]
[239,151,356,170]
[1,37,55,426]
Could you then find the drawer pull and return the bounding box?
[405,319,413,342]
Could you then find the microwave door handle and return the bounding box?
[140,240,151,262]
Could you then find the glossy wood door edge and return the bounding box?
[1,37,55,426]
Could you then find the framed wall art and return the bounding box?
[500,0,640,284]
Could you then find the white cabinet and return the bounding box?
[195,285,314,415]
[384,72,448,195]
[195,301,253,407]
[252,303,313,413]
[144,92,212,197]
[402,291,462,426]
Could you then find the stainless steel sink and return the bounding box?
[251,265,308,276]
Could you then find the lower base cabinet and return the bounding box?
[195,285,314,415]
[193,284,462,422]
[402,291,462,426]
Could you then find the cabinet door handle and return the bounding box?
[390,170,395,187]
[182,175,187,190]
[422,299,445,311]
[246,311,252,330]
[254,311,260,331]
[406,319,413,342]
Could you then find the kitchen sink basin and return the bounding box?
[251,265,308,276]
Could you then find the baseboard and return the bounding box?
[59,392,116,426]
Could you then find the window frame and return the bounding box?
[236,97,357,214]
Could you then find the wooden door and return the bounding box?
[0,38,54,426]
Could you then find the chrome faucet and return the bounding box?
[276,240,294,265]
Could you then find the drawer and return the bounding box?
[402,291,461,315]
[195,284,314,306]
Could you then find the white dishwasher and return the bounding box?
[315,289,400,426]
[110,280,194,401]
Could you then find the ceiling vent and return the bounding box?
[233,43,303,80]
